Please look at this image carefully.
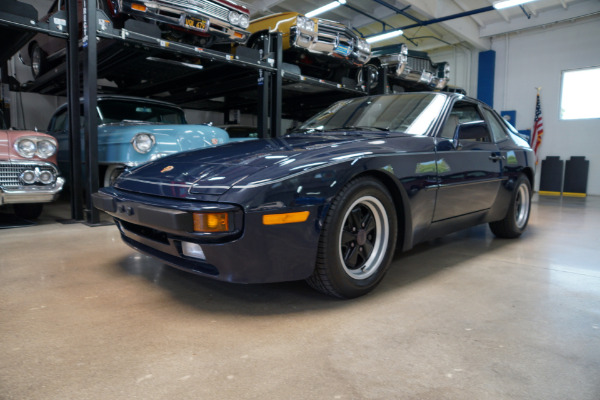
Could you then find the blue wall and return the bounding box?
[477,50,496,108]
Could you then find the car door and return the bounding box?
[433,100,503,221]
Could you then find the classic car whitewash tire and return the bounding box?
[307,177,398,298]
[103,165,125,187]
[489,174,532,238]
[30,44,47,79]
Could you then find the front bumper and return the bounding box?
[0,177,64,205]
[0,161,64,205]
[291,20,371,66]
[120,0,249,44]
[93,189,320,284]
[379,53,449,90]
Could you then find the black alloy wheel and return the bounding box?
[307,177,398,298]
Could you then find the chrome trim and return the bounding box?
[120,0,249,42]
[290,19,371,66]
[0,177,64,205]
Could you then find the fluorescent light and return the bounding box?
[366,29,403,44]
[306,0,346,18]
[493,0,538,10]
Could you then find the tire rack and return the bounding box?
[0,0,370,225]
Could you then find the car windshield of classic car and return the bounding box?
[97,99,186,125]
[294,92,446,135]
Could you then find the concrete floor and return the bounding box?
[1,194,599,400]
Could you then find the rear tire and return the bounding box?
[30,44,47,79]
[307,177,397,298]
[489,174,532,238]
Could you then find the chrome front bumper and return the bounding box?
[381,53,449,90]
[0,177,64,205]
[120,0,249,43]
[291,20,371,66]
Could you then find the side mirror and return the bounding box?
[454,121,490,147]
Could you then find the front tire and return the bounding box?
[14,203,43,220]
[489,174,532,238]
[307,177,398,298]
[30,44,47,79]
[103,165,125,187]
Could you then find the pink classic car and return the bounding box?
[0,111,64,219]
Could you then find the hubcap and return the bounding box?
[514,182,530,229]
[339,196,389,280]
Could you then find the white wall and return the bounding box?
[491,15,600,195]
[430,44,479,97]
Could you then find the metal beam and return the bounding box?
[66,0,83,220]
[83,0,99,224]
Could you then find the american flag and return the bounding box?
[531,91,544,163]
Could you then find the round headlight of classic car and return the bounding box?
[15,138,37,158]
[443,62,451,77]
[36,139,57,158]
[228,11,241,26]
[132,133,155,154]
[38,170,55,184]
[20,170,36,184]
[239,14,249,29]
[358,39,370,52]
[296,16,315,32]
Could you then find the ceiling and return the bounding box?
[244,0,600,52]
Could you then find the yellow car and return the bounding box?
[248,12,371,80]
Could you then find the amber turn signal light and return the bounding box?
[193,212,230,232]
[131,3,147,12]
[263,211,310,225]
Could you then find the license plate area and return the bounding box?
[183,16,209,32]
[334,44,351,56]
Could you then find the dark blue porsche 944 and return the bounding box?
[93,92,535,298]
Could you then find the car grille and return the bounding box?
[0,161,58,189]
[407,56,434,73]
[317,19,356,45]
[156,0,230,21]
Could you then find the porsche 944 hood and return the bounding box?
[113,135,406,198]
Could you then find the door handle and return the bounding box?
[489,154,506,162]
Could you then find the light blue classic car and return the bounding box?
[47,95,229,186]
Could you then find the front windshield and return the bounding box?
[97,100,186,124]
[296,93,447,135]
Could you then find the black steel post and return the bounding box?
[1,62,10,127]
[83,0,99,224]
[257,34,270,138]
[381,65,389,95]
[270,32,282,138]
[66,0,83,220]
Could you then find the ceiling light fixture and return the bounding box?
[306,0,347,18]
[366,29,404,44]
[493,0,539,10]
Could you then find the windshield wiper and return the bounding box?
[327,126,390,133]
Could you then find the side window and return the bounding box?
[483,108,509,143]
[439,101,489,142]
[50,109,68,132]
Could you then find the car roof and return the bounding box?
[54,95,183,113]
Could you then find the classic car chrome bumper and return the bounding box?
[380,51,449,90]
[291,19,371,66]
[119,0,250,44]
[0,161,64,205]
[0,177,64,205]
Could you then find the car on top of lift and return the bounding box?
[19,0,251,79]
[246,12,372,84]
